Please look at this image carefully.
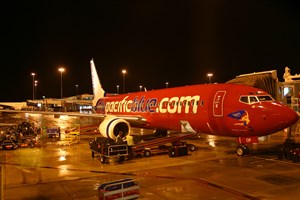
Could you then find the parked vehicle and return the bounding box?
[17,136,38,148]
[0,121,41,149]
[0,139,18,150]
[46,127,60,139]
[132,133,196,158]
[89,137,128,164]
[98,178,140,200]
[291,147,300,162]
[278,139,300,162]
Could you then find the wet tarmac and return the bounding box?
[0,113,300,200]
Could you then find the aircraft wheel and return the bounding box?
[179,146,188,156]
[292,154,298,162]
[118,155,125,163]
[100,156,106,164]
[169,148,176,157]
[144,150,151,157]
[286,151,293,160]
[188,144,196,151]
[277,148,284,160]
[236,145,248,156]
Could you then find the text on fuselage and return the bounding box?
[102,95,200,114]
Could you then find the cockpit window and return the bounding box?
[249,96,258,103]
[257,95,273,101]
[240,96,248,103]
[240,95,273,104]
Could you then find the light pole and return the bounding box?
[139,85,143,91]
[207,73,213,84]
[58,67,65,109]
[122,69,127,93]
[75,84,79,96]
[34,80,38,99]
[165,82,169,88]
[31,73,35,100]
[116,85,120,94]
[58,68,65,99]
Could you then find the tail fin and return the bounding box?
[90,59,105,106]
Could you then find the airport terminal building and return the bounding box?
[26,93,94,112]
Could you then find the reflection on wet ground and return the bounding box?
[0,113,300,200]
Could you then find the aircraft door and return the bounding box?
[213,91,226,117]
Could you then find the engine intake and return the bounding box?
[99,116,131,139]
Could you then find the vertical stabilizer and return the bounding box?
[90,59,105,106]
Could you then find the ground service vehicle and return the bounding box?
[46,127,60,139]
[17,136,37,148]
[291,147,300,162]
[132,133,197,157]
[278,139,300,162]
[0,139,18,150]
[98,178,140,200]
[90,133,196,163]
[89,138,128,164]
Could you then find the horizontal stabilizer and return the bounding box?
[180,120,197,133]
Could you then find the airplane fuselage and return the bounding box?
[95,83,298,138]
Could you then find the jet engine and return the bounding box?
[99,116,131,139]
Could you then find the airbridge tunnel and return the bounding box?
[226,70,278,99]
[226,69,300,114]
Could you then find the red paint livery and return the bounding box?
[90,59,298,155]
[95,83,298,138]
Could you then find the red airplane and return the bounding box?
[0,59,298,156]
[90,59,299,156]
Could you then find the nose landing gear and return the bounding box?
[236,145,249,156]
[236,136,258,156]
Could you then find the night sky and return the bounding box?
[1,0,300,102]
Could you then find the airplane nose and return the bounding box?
[272,104,299,129]
[253,103,299,136]
[284,108,299,126]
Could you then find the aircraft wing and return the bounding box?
[0,109,147,126]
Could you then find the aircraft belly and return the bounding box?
[145,114,182,130]
[208,116,251,137]
[206,117,228,136]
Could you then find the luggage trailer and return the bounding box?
[90,139,129,164]
[132,132,197,158]
[89,133,197,164]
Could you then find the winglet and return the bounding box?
[180,120,197,133]
[90,59,105,107]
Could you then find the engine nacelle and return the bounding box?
[99,116,131,140]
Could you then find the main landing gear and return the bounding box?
[236,145,249,156]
